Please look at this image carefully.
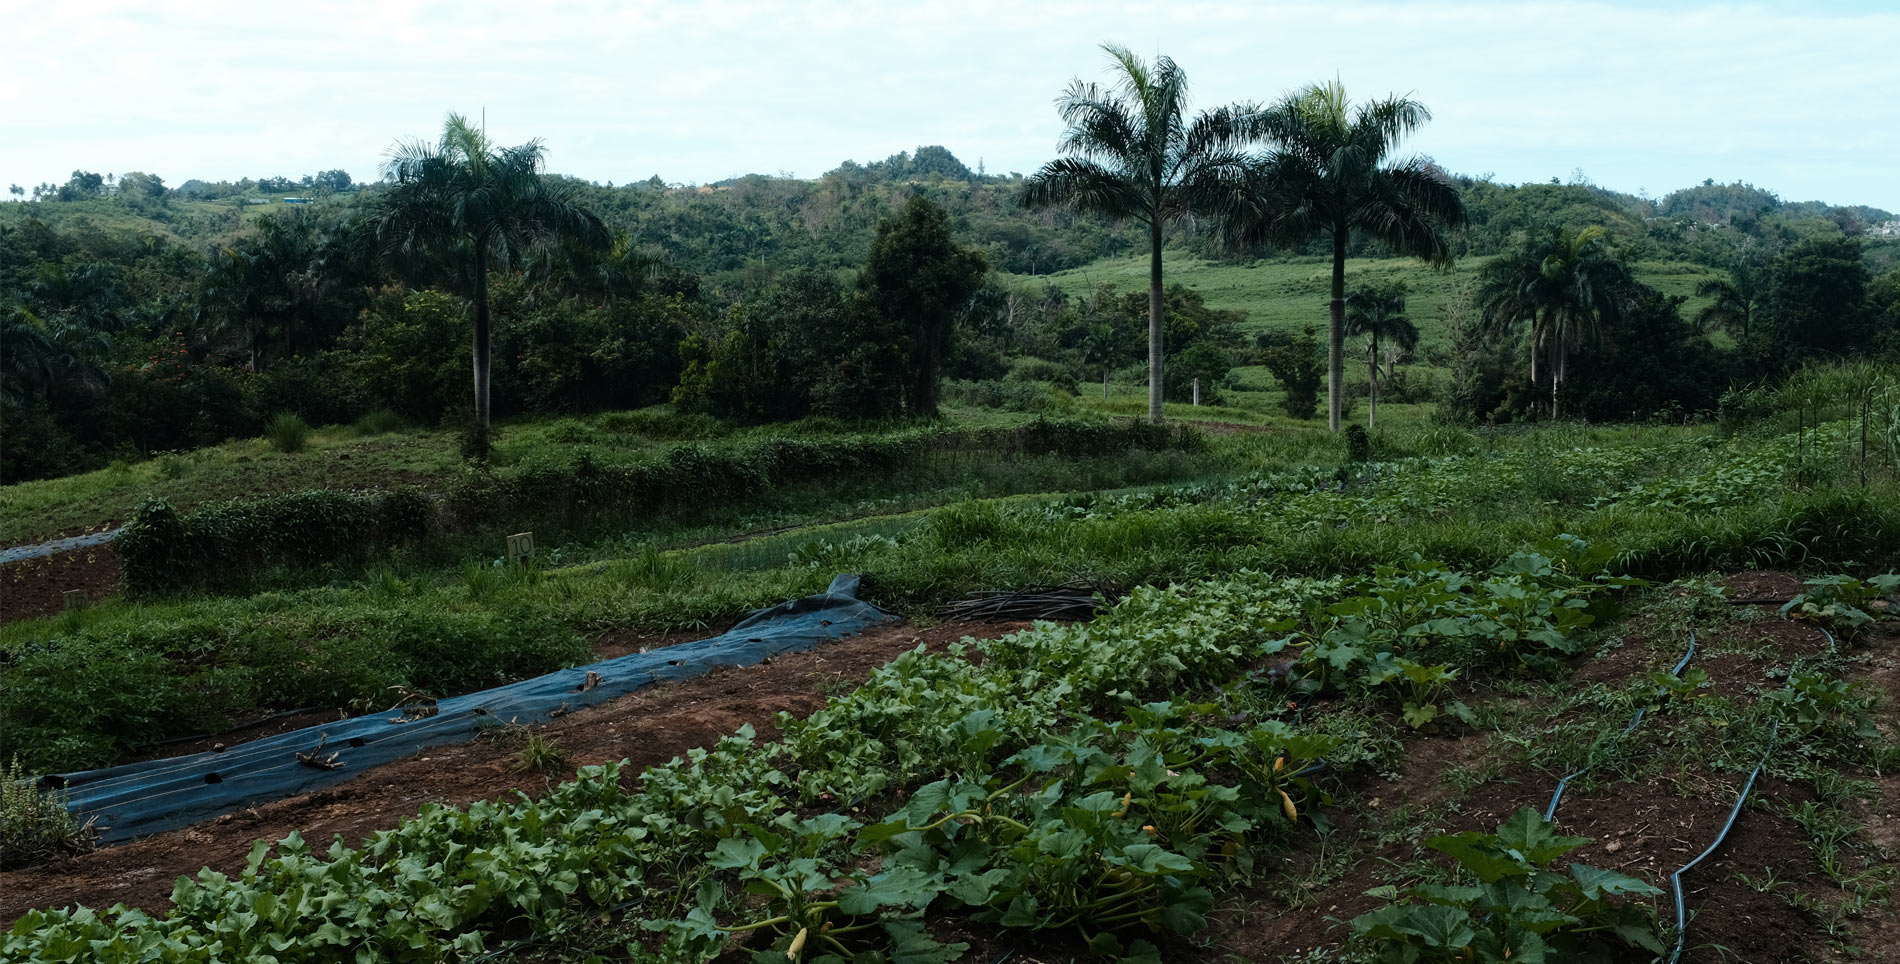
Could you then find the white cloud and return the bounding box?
[1,0,1895,208]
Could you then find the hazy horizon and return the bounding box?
[7,0,1898,211]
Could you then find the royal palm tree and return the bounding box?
[1475,223,1632,418]
[366,113,607,430]
[1344,282,1417,429]
[1227,80,1464,432]
[1022,44,1255,423]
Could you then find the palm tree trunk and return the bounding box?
[1367,336,1379,430]
[1328,228,1347,433]
[1148,219,1165,424]
[473,246,491,431]
[1549,337,1562,420]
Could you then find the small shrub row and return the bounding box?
[445,418,1202,526]
[117,489,436,595]
[0,602,585,773]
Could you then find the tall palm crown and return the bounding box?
[1475,223,1632,418]
[366,113,607,430]
[1343,282,1418,428]
[1228,80,1464,431]
[1021,44,1255,423]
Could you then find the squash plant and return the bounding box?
[1350,808,1662,963]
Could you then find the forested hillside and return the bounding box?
[5,143,1898,482]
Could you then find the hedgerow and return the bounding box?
[114,418,1205,594]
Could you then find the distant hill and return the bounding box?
[5,147,1893,301]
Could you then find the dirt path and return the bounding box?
[0,618,1033,923]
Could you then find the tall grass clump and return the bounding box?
[264,412,311,454]
[354,408,409,436]
[0,759,95,869]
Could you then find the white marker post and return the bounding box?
[506,531,535,568]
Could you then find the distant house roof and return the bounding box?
[281,197,312,204]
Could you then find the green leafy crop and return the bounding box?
[1351,808,1662,963]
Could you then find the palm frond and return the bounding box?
[1020,157,1146,221]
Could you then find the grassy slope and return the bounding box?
[1007,253,1725,349]
[0,405,1233,549]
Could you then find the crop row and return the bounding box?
[8,419,1896,774]
[5,553,1632,962]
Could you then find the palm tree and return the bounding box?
[1022,44,1255,423]
[1475,223,1632,418]
[366,113,607,430]
[1694,252,1767,345]
[1227,80,1465,432]
[1078,321,1128,399]
[1,307,112,404]
[1344,282,1418,429]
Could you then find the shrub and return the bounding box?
[459,420,494,462]
[1261,326,1324,419]
[354,408,408,436]
[117,491,438,595]
[265,413,311,454]
[1007,357,1078,394]
[1,758,96,869]
[1345,424,1372,463]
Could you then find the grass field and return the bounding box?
[1008,253,1727,351]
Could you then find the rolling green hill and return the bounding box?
[1007,253,1727,351]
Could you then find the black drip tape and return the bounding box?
[1662,623,1836,964]
[1545,635,1697,820]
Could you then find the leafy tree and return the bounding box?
[1022,43,1255,423]
[1259,326,1324,419]
[6,185,21,198]
[1871,267,1900,356]
[116,172,166,199]
[1476,224,1633,418]
[1344,281,1418,428]
[365,112,607,430]
[1562,285,1721,422]
[0,306,111,405]
[1760,235,1872,364]
[1165,342,1233,404]
[1228,79,1464,431]
[54,171,106,201]
[852,195,988,416]
[337,287,467,423]
[195,213,325,369]
[673,270,844,421]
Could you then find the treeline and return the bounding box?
[5,141,1899,482]
[1445,231,1900,424]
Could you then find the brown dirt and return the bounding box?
[0,543,122,625]
[0,618,1035,923]
[1721,570,1807,603]
[1194,574,1854,963]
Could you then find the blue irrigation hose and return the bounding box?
[1545,635,1697,820]
[1666,719,1778,964]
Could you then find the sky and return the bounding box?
[3,0,1897,211]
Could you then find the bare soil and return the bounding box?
[0,543,121,626]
